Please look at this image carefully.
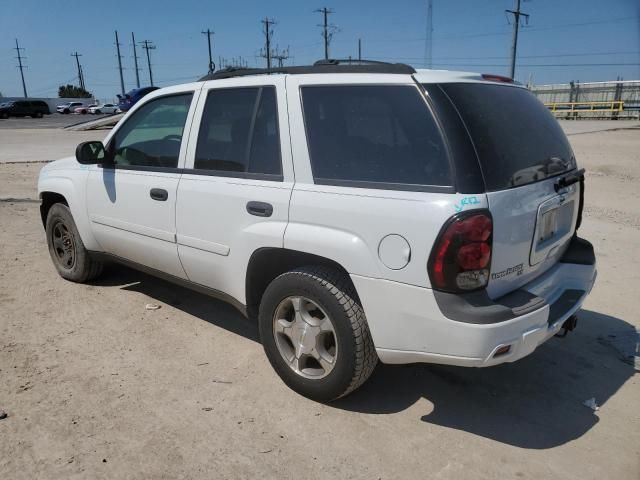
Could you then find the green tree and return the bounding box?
[58,84,93,98]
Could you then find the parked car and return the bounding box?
[117,86,158,112]
[74,104,98,114]
[38,62,596,402]
[0,100,50,118]
[88,103,119,115]
[56,102,84,114]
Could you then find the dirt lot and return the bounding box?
[0,124,639,479]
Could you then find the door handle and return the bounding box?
[246,201,273,217]
[150,188,168,201]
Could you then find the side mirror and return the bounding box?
[75,141,106,165]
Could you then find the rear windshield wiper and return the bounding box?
[554,168,585,192]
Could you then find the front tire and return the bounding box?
[45,203,103,282]
[259,266,378,402]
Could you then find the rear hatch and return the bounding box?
[438,82,581,299]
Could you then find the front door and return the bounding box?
[86,90,199,278]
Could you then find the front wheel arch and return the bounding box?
[39,192,68,228]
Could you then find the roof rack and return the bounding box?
[199,59,415,81]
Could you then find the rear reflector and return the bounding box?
[493,345,511,357]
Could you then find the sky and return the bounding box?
[1,0,638,100]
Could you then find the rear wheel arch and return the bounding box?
[245,248,356,318]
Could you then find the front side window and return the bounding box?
[194,87,281,177]
[110,93,193,168]
[301,85,451,190]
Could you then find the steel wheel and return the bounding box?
[273,296,338,379]
[51,220,76,270]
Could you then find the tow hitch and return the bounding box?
[555,315,578,338]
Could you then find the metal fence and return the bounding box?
[531,80,640,119]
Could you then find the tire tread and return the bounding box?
[270,266,378,399]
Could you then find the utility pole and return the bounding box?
[358,38,362,61]
[201,29,215,74]
[115,31,125,96]
[140,40,156,86]
[315,7,337,60]
[259,18,276,69]
[272,46,290,68]
[71,52,85,90]
[424,0,433,68]
[506,0,529,79]
[14,39,28,97]
[132,32,141,88]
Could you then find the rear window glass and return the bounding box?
[439,83,575,191]
[301,85,451,190]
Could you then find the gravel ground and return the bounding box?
[0,125,638,479]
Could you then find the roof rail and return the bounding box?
[199,60,415,81]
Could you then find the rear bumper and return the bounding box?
[352,237,596,367]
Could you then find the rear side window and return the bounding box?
[301,85,451,191]
[194,87,281,177]
[439,83,576,191]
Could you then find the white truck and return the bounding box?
[38,61,596,402]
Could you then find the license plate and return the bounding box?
[539,208,559,243]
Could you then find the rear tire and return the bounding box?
[259,266,378,402]
[35,112,43,118]
[94,109,101,115]
[45,203,103,283]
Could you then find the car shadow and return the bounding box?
[334,309,637,449]
[90,264,259,343]
[89,266,636,449]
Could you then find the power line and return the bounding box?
[315,7,338,60]
[140,40,156,86]
[352,16,639,45]
[505,0,529,79]
[114,31,125,96]
[259,17,276,68]
[132,32,141,88]
[14,39,28,98]
[364,50,640,62]
[201,29,215,74]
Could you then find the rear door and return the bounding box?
[439,82,580,299]
[176,77,293,303]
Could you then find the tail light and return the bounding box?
[428,211,493,292]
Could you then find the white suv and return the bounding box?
[38,61,596,401]
[56,101,84,114]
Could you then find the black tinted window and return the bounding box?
[194,87,281,176]
[440,83,575,191]
[301,85,451,189]
[112,93,193,168]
